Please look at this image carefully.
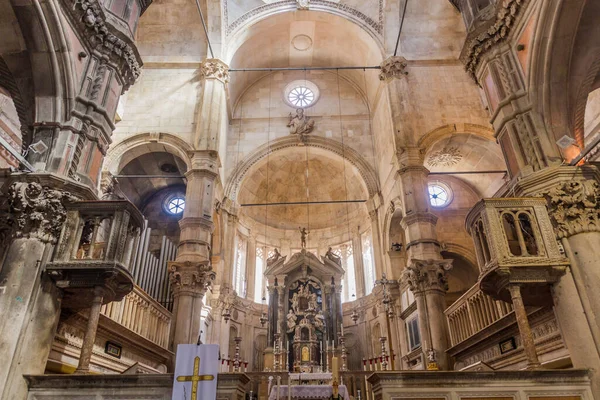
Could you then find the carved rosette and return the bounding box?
[200,59,230,84]
[169,261,216,297]
[402,259,453,294]
[544,180,600,238]
[0,182,79,244]
[379,56,408,82]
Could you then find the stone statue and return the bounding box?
[314,309,325,331]
[291,293,299,314]
[427,348,436,363]
[299,227,309,249]
[325,247,342,265]
[287,309,297,332]
[308,293,318,310]
[287,109,315,136]
[267,248,281,264]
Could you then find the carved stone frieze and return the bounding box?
[379,56,408,81]
[402,259,453,294]
[200,59,230,84]
[427,147,463,167]
[462,0,529,81]
[169,261,216,297]
[544,180,600,238]
[65,0,142,90]
[0,182,79,244]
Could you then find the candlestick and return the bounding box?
[341,323,344,336]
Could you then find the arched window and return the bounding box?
[233,233,247,296]
[502,213,522,256]
[331,243,356,302]
[362,231,376,295]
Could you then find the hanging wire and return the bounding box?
[264,72,273,260]
[236,87,244,169]
[335,69,354,274]
[362,68,380,187]
[303,68,311,250]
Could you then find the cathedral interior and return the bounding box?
[1,0,600,399]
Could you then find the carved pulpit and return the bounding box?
[264,248,344,372]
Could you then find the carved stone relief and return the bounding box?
[379,56,408,81]
[0,182,79,244]
[402,259,453,294]
[544,180,600,238]
[200,59,230,84]
[427,147,463,167]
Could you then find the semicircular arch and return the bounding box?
[224,135,380,202]
[104,132,193,174]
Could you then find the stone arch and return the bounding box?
[224,2,385,60]
[382,196,404,252]
[224,135,380,203]
[417,123,496,153]
[104,132,193,174]
[529,0,600,153]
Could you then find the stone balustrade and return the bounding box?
[100,285,171,349]
[445,284,513,346]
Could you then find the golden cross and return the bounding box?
[176,356,215,400]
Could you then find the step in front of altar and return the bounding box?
[269,384,349,400]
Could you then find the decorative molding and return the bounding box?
[0,182,79,244]
[379,56,408,81]
[224,0,384,38]
[62,0,143,90]
[427,146,463,167]
[402,259,453,294]
[462,0,529,81]
[544,180,600,238]
[200,59,230,84]
[169,261,216,297]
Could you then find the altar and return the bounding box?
[268,385,350,400]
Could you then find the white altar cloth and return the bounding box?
[289,372,332,382]
[268,384,350,400]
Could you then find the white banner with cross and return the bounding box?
[172,344,219,400]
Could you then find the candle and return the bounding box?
[332,356,339,383]
[341,323,344,336]
[250,390,253,400]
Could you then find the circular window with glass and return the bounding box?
[284,80,320,108]
[428,183,452,207]
[165,195,185,215]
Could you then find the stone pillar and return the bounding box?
[169,151,219,348]
[507,284,540,369]
[246,235,257,301]
[267,286,278,347]
[402,259,453,370]
[0,181,78,399]
[277,285,285,337]
[195,59,229,151]
[352,232,366,298]
[75,287,104,373]
[367,200,386,279]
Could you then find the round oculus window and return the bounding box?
[428,184,451,207]
[166,196,185,215]
[283,80,320,108]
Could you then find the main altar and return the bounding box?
[264,246,344,374]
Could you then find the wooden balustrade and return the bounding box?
[100,285,172,349]
[445,284,513,346]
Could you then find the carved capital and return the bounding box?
[169,261,215,297]
[0,182,79,244]
[544,180,600,238]
[402,259,453,294]
[379,56,408,82]
[200,59,230,83]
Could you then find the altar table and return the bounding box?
[289,372,332,383]
[268,384,350,400]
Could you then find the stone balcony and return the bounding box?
[445,283,569,371]
[48,284,173,374]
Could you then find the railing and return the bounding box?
[445,284,513,347]
[100,285,172,349]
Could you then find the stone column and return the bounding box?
[0,181,78,399]
[194,59,229,151]
[169,151,218,348]
[352,232,366,298]
[246,235,257,301]
[368,205,386,280]
[507,284,540,370]
[75,287,104,373]
[402,259,453,370]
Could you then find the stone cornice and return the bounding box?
[60,0,143,90]
[461,0,530,82]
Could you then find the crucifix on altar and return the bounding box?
[172,344,219,400]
